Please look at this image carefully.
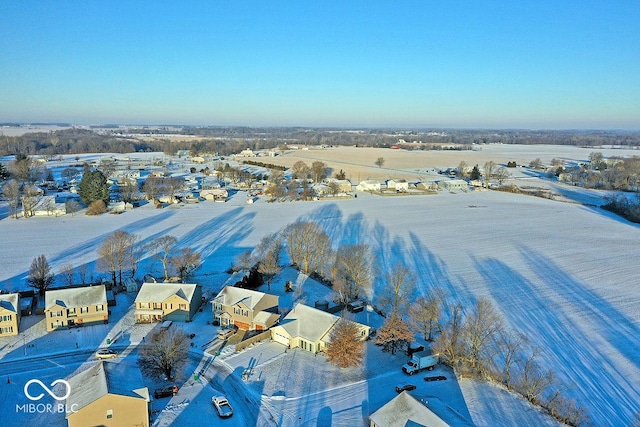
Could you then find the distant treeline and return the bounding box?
[1,126,639,157]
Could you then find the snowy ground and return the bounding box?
[1,155,639,425]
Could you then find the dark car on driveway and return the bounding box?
[153,385,179,399]
[395,382,417,393]
[424,375,447,382]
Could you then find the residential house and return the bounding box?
[369,391,451,427]
[356,180,381,192]
[416,181,439,191]
[44,285,108,332]
[0,293,20,337]
[212,286,279,331]
[437,179,468,191]
[270,303,370,354]
[134,282,202,323]
[386,179,409,192]
[200,188,228,202]
[66,361,150,427]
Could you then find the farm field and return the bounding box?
[0,146,639,425]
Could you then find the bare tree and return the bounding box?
[483,161,497,187]
[515,348,555,405]
[463,298,504,374]
[375,157,385,168]
[257,245,282,290]
[143,176,163,203]
[2,179,21,219]
[497,330,527,388]
[326,318,365,368]
[291,160,310,179]
[27,254,55,296]
[433,304,465,368]
[529,158,542,169]
[86,199,107,215]
[21,185,40,218]
[59,263,75,287]
[146,235,178,281]
[138,327,190,381]
[333,243,372,303]
[495,167,510,185]
[409,294,441,341]
[310,161,327,183]
[375,313,414,355]
[97,231,139,287]
[379,262,414,317]
[284,222,331,275]
[457,161,468,178]
[232,249,256,272]
[170,247,201,281]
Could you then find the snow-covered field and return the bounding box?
[1,151,639,425]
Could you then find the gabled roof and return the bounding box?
[45,285,106,311]
[66,361,149,417]
[369,391,450,427]
[135,282,199,304]
[214,286,278,312]
[277,303,340,343]
[0,293,19,313]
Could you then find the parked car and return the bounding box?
[347,300,366,313]
[95,348,118,359]
[395,382,417,393]
[217,327,236,340]
[153,385,179,399]
[424,375,447,382]
[212,396,234,418]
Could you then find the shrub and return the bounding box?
[86,200,106,215]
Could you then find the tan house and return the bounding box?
[0,293,20,337]
[45,285,108,332]
[270,303,370,354]
[369,391,451,427]
[134,282,202,323]
[212,286,279,331]
[66,361,150,427]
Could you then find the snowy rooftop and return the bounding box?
[369,391,450,427]
[0,293,18,312]
[277,303,340,343]
[45,285,106,310]
[135,282,199,304]
[65,361,149,416]
[214,286,278,311]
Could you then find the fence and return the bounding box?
[235,330,271,352]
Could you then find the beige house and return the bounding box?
[356,180,381,192]
[212,286,279,331]
[45,285,108,332]
[66,361,150,427]
[369,391,451,427]
[134,282,202,323]
[0,293,20,337]
[437,179,468,191]
[270,303,370,354]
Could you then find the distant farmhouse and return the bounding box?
[0,293,20,336]
[134,282,202,323]
[212,286,279,331]
[44,285,108,332]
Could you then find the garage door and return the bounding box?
[272,332,290,347]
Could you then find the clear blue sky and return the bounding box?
[1,1,639,129]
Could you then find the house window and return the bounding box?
[179,304,186,310]
[67,308,75,315]
[50,311,62,318]
[106,409,113,419]
[139,302,149,309]
[2,326,13,334]
[165,303,173,310]
[242,309,249,317]
[96,304,104,311]
[153,302,162,309]
[80,307,89,314]
[214,303,222,312]
[233,307,240,315]
[2,315,12,321]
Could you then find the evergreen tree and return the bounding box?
[79,169,109,206]
[470,164,481,180]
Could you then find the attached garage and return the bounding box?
[272,331,290,347]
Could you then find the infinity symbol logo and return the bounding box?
[24,379,71,401]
